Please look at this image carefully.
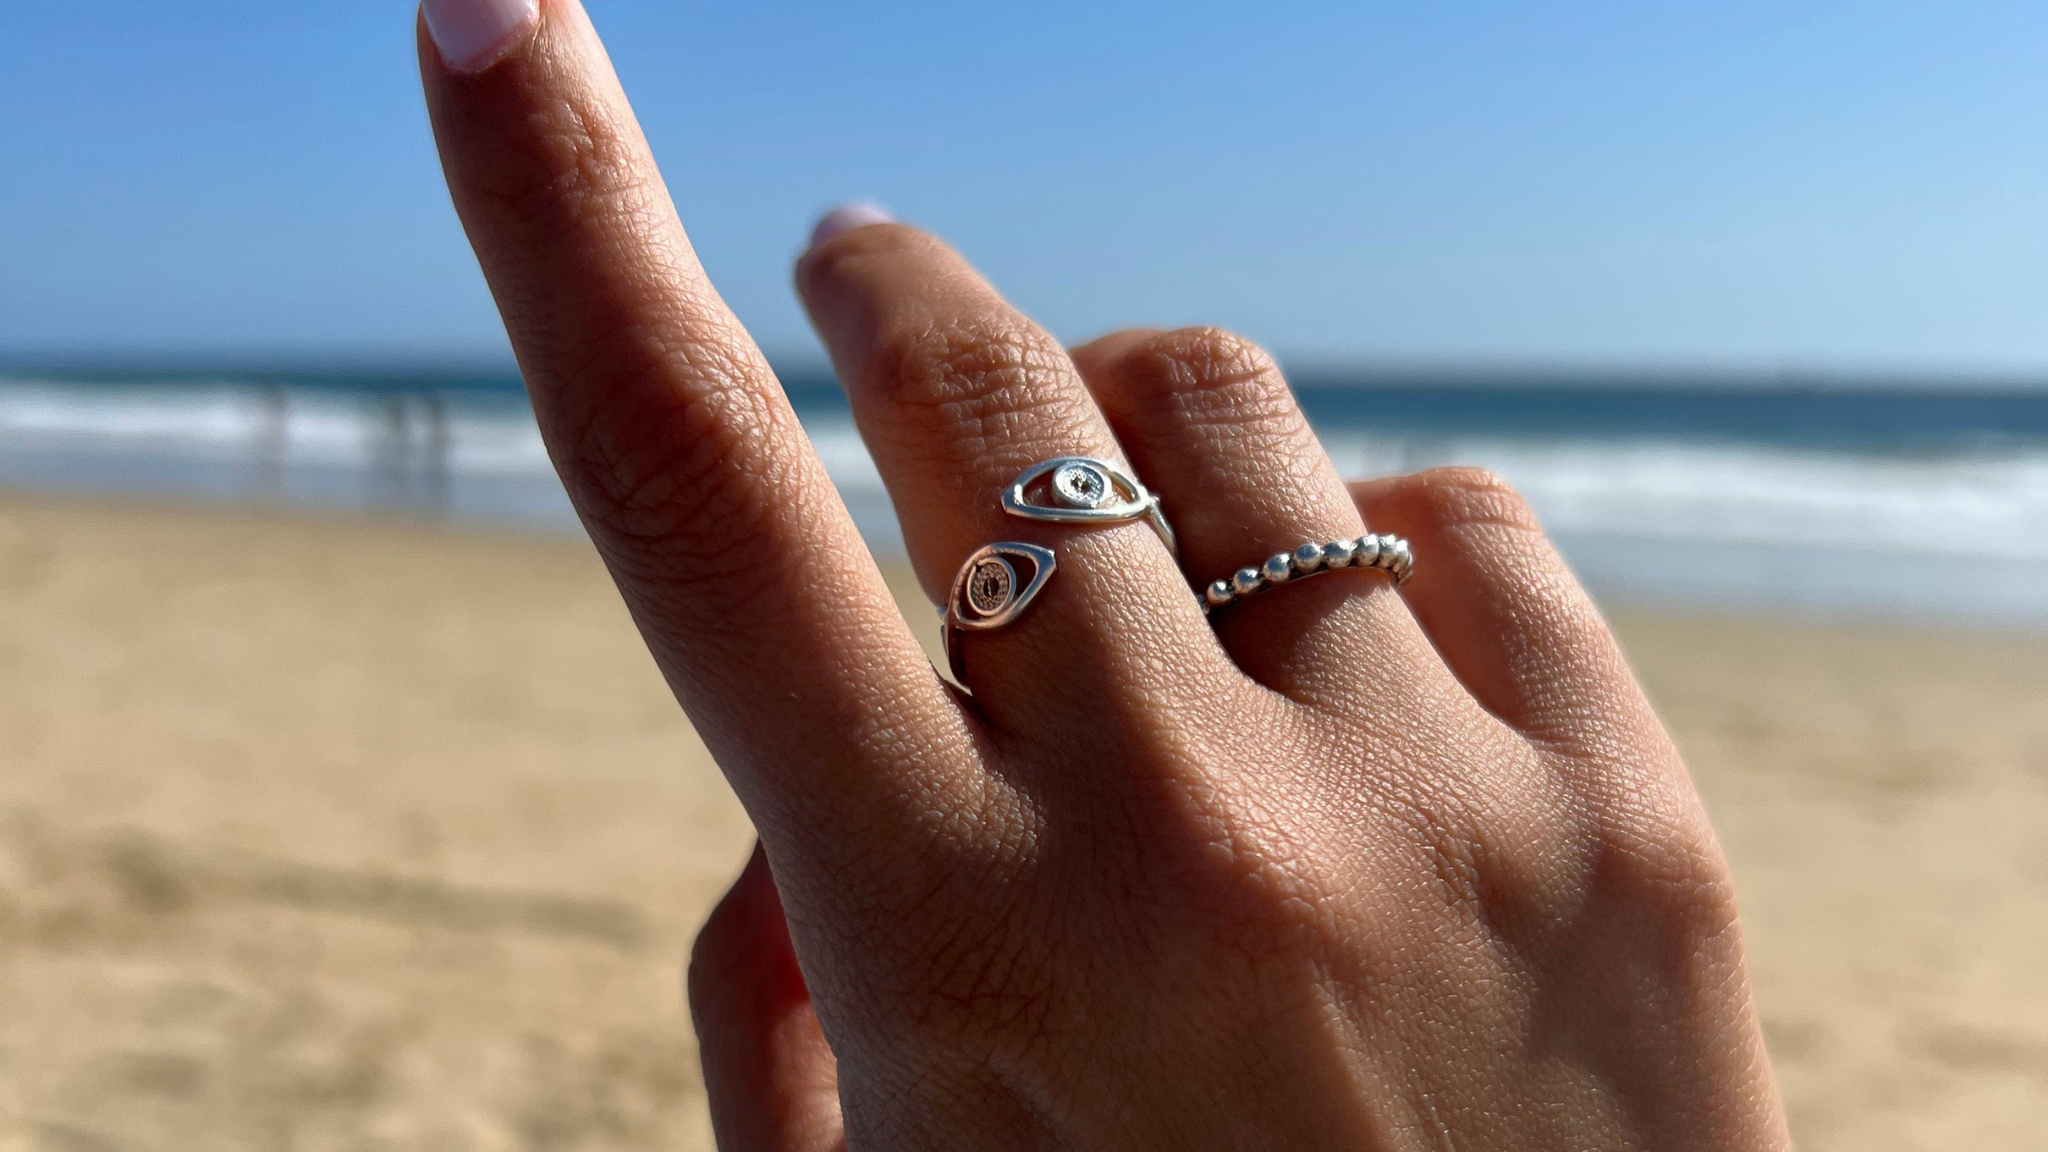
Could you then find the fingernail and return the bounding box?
[808,203,896,249]
[422,0,540,74]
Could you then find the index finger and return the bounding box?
[417,0,967,850]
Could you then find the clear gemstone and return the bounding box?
[1051,461,1112,508]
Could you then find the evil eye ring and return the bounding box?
[1001,456,1176,555]
[942,542,1058,684]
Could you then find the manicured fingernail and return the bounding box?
[422,0,540,74]
[809,203,896,249]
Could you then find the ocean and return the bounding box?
[4,365,2045,621]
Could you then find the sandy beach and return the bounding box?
[1,492,2044,1151]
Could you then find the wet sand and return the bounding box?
[0,493,2043,1150]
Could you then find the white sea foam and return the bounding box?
[5,377,2045,618]
[1323,433,2048,561]
[0,379,553,473]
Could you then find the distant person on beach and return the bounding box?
[416,0,1791,1148]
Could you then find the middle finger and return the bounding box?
[797,220,1230,722]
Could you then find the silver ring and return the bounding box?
[943,542,1057,682]
[1199,534,1413,614]
[1002,456,1177,554]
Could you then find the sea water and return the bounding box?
[4,366,2044,621]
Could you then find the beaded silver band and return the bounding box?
[1200,534,1413,614]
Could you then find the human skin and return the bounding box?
[416,2,1792,1148]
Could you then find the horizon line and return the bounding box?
[6,351,2048,394]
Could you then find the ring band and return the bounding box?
[943,542,1058,683]
[1200,534,1413,614]
[1003,456,1177,554]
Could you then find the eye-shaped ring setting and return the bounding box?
[944,542,1057,683]
[1002,456,1177,554]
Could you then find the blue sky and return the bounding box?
[3,0,2046,372]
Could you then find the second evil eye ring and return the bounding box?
[942,455,1412,684]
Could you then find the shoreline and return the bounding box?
[9,482,2048,631]
[1,492,2044,1150]
[6,370,2048,624]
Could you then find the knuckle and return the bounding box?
[1584,803,1744,960]
[1392,466,1543,535]
[864,321,1093,460]
[468,92,652,220]
[1409,767,1742,974]
[1160,325,1281,382]
[1124,326,1284,402]
[553,353,799,589]
[1105,328,1305,447]
[866,320,1061,409]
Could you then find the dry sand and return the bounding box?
[0,493,2043,1151]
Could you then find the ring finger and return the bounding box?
[1069,327,1436,702]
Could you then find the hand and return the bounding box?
[418,2,1790,1148]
